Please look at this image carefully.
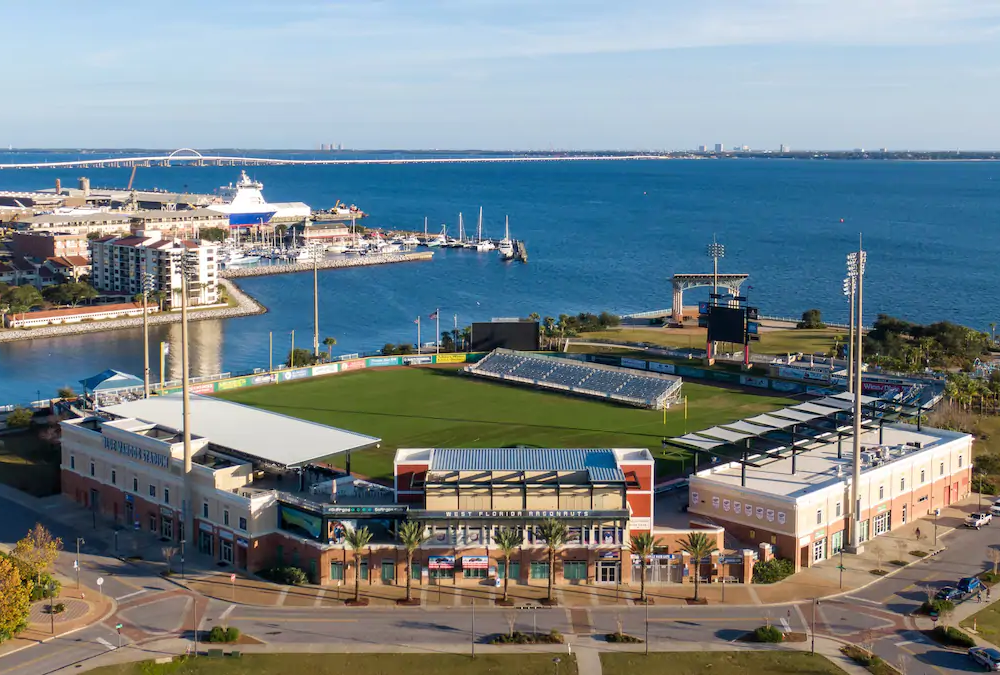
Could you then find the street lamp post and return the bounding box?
[846,242,866,553]
[75,537,85,589]
[706,237,725,364]
[811,598,819,654]
[644,595,649,655]
[49,581,56,634]
[471,599,476,658]
[312,239,321,359]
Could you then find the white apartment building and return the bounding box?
[89,230,219,308]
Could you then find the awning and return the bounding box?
[80,369,144,393]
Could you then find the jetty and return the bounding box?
[220,251,434,278]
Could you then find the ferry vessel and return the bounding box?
[209,171,279,226]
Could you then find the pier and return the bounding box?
[220,251,434,278]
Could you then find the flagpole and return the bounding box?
[417,316,421,354]
[436,308,440,354]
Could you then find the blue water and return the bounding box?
[1,158,998,403]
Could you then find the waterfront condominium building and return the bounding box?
[89,230,219,308]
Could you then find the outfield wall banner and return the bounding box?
[777,366,808,380]
[592,355,621,367]
[740,375,769,388]
[311,364,340,376]
[252,374,276,386]
[804,370,831,382]
[621,357,647,370]
[711,371,739,383]
[648,361,676,375]
[435,353,468,364]
[676,366,706,379]
[771,380,804,393]
[280,368,311,382]
[366,356,401,368]
[216,376,253,392]
[403,355,434,365]
[342,359,366,371]
[862,381,907,395]
[191,382,217,394]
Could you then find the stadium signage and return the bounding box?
[103,437,169,468]
[322,505,408,515]
[415,509,628,520]
[403,355,433,365]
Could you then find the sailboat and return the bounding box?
[445,213,465,247]
[426,222,446,247]
[474,206,495,252]
[497,216,515,261]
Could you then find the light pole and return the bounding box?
[979,471,986,511]
[842,275,856,393]
[75,537,85,589]
[176,247,194,556]
[290,330,295,367]
[706,236,725,363]
[312,239,321,359]
[811,598,819,654]
[471,599,476,658]
[180,539,186,579]
[846,242,866,553]
[141,272,153,398]
[49,581,56,634]
[644,595,649,655]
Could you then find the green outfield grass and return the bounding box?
[218,367,795,482]
[579,327,845,355]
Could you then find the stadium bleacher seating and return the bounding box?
[468,349,682,409]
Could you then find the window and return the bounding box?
[330,562,344,581]
[224,510,230,527]
[164,488,170,504]
[879,486,884,500]
[90,462,95,477]
[111,470,117,485]
[202,503,209,518]
[70,455,75,470]
[749,530,755,539]
[149,514,157,532]
[900,477,905,491]
[959,455,964,468]
[239,517,247,531]
[149,484,156,498]
[920,469,926,484]
[816,509,823,525]
[770,535,776,544]
[563,561,587,581]
[940,462,944,476]
[530,561,550,579]
[835,502,842,517]
[133,477,138,492]
[463,565,487,579]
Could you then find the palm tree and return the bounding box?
[322,336,337,360]
[536,518,568,603]
[397,521,427,603]
[678,532,717,602]
[345,526,373,602]
[990,322,996,345]
[494,527,522,603]
[630,532,656,603]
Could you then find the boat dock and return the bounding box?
[220,251,434,278]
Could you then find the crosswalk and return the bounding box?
[95,637,115,651]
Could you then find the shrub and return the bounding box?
[208,626,227,643]
[752,558,795,584]
[29,573,61,601]
[841,645,900,675]
[225,627,240,642]
[974,474,998,495]
[889,560,908,567]
[752,625,784,643]
[981,571,1000,584]
[48,602,65,614]
[920,598,954,615]
[489,629,564,645]
[909,550,928,558]
[5,407,34,429]
[932,625,975,648]
[870,569,889,576]
[606,632,643,643]
[258,566,308,586]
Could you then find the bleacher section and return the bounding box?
[466,349,683,409]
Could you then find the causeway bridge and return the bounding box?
[0,148,665,170]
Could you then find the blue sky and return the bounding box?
[6,0,1000,149]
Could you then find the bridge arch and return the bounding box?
[167,148,204,160]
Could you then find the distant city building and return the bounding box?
[89,230,219,308]
[698,145,709,152]
[740,145,750,152]
[11,230,89,260]
[714,143,725,152]
[780,144,790,153]
[336,143,343,151]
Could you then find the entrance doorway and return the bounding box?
[874,511,891,537]
[220,539,233,564]
[598,561,618,584]
[381,561,395,583]
[199,529,214,556]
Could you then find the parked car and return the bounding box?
[991,504,1000,517]
[935,586,963,602]
[967,513,993,529]
[969,646,1000,671]
[959,577,984,595]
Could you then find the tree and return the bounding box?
[322,337,337,359]
[536,518,568,604]
[0,556,30,644]
[398,521,427,603]
[439,332,455,352]
[459,327,472,351]
[200,227,228,243]
[153,290,168,311]
[85,231,101,241]
[630,532,656,603]
[13,524,63,586]
[5,407,33,429]
[527,312,541,323]
[989,547,1000,576]
[797,308,825,329]
[64,282,97,307]
[7,285,42,319]
[990,322,997,345]
[286,348,319,368]
[678,532,717,601]
[345,526,373,602]
[494,528,522,604]
[56,387,75,400]
[162,546,178,574]
[870,543,885,572]
[382,343,396,356]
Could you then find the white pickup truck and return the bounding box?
[966,512,993,529]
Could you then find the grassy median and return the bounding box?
[218,367,793,481]
[601,651,847,674]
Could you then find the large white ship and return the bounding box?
[209,171,310,227]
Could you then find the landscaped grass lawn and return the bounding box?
[601,651,847,675]
[961,599,1000,643]
[0,431,61,496]
[580,327,845,355]
[86,654,579,675]
[218,367,795,481]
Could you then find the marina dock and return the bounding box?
[220,251,434,278]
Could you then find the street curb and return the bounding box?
[0,594,118,662]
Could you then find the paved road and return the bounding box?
[3,492,1000,675]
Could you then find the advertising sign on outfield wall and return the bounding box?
[620,357,648,370]
[279,368,311,382]
[366,356,401,367]
[435,353,468,364]
[311,364,340,376]
[403,355,434,365]
[648,361,676,375]
[191,382,217,394]
[341,359,367,371]
[216,376,252,391]
[740,375,769,388]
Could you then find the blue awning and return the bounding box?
[80,369,144,393]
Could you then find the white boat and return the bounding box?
[444,213,466,247]
[209,171,279,226]
[426,224,447,247]
[402,235,420,246]
[474,206,495,251]
[497,215,515,261]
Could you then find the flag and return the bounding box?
[429,310,439,320]
[414,316,420,324]
[163,343,170,355]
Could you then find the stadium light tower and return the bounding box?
[842,275,856,394]
[706,236,725,362]
[846,240,866,553]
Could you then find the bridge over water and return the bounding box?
[0,148,666,170]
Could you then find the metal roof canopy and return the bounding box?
[428,448,628,483]
[104,394,380,468]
